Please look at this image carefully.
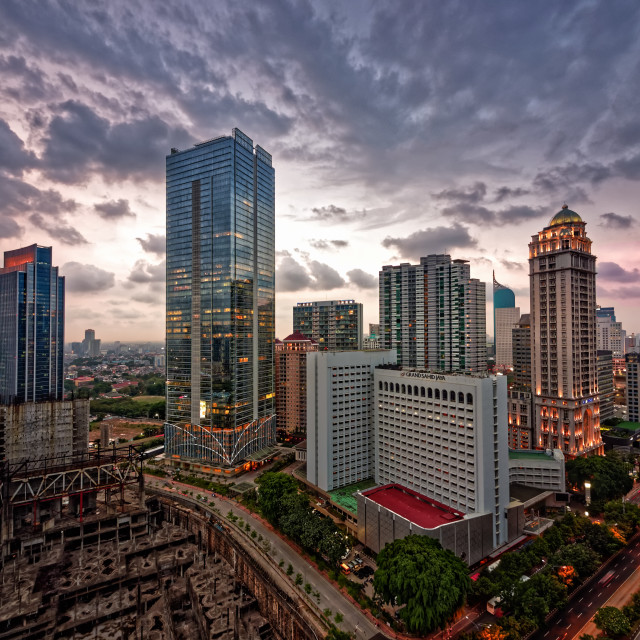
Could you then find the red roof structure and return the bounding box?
[362,484,464,529]
[283,331,317,343]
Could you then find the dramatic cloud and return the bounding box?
[62,262,115,292]
[29,213,87,245]
[40,101,187,184]
[433,182,487,204]
[309,239,349,251]
[598,262,640,283]
[0,119,36,176]
[94,198,135,220]
[442,203,546,226]
[309,205,365,223]
[493,186,530,203]
[599,212,635,229]
[0,175,78,218]
[500,259,525,271]
[307,260,345,289]
[0,216,23,239]
[276,253,312,292]
[128,259,165,283]
[137,233,166,255]
[347,268,377,289]
[382,224,477,261]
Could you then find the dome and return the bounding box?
[549,204,582,226]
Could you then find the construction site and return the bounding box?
[0,448,320,640]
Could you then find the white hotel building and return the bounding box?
[373,367,509,548]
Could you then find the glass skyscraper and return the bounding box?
[0,245,65,404]
[165,129,276,467]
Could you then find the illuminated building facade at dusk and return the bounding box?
[529,206,601,456]
[165,129,276,468]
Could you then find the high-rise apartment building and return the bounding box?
[626,353,640,423]
[508,313,533,449]
[293,300,363,351]
[529,205,601,455]
[0,245,64,404]
[512,314,532,389]
[306,350,397,491]
[597,350,615,424]
[596,307,626,358]
[275,331,318,435]
[493,272,520,371]
[379,255,486,372]
[164,129,276,468]
[374,367,509,548]
[81,329,101,357]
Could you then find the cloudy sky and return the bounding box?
[1,1,639,343]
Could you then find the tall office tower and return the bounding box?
[597,350,615,423]
[0,245,64,404]
[508,313,533,449]
[596,307,626,357]
[165,129,276,468]
[275,331,318,435]
[374,368,509,549]
[81,329,101,357]
[493,272,520,371]
[379,255,486,372]
[626,353,639,423]
[293,300,363,351]
[529,205,601,455]
[306,350,396,491]
[626,334,640,354]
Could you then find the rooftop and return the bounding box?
[362,484,464,529]
[549,204,582,226]
[329,478,376,514]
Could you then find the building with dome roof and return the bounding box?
[493,271,520,371]
[528,205,602,456]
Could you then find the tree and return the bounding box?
[593,606,631,637]
[551,543,600,579]
[256,472,299,524]
[502,572,566,626]
[566,452,633,506]
[584,522,623,557]
[374,535,470,634]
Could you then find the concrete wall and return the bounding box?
[0,398,89,464]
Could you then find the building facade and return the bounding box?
[627,353,640,423]
[374,367,509,548]
[165,129,276,467]
[293,300,363,351]
[508,389,533,450]
[81,329,101,357]
[596,307,626,358]
[275,331,318,435]
[493,272,519,371]
[597,350,615,424]
[379,255,486,373]
[306,350,397,491]
[0,245,64,404]
[529,206,601,455]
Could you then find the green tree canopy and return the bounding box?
[566,452,633,506]
[502,572,566,626]
[256,472,299,525]
[374,535,470,634]
[551,543,600,579]
[594,606,631,637]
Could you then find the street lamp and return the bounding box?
[584,481,592,507]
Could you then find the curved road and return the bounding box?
[145,476,382,639]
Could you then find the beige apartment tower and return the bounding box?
[529,205,602,456]
[275,332,318,435]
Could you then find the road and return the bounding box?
[145,475,382,639]
[530,533,640,640]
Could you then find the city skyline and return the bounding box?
[0,2,639,341]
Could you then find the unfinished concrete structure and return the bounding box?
[0,451,320,640]
[0,398,89,464]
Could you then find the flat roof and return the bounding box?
[362,484,464,529]
[329,479,376,514]
[614,421,640,432]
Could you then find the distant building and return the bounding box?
[529,206,601,455]
[596,307,626,357]
[0,245,64,404]
[369,323,380,338]
[508,389,533,450]
[627,353,640,423]
[363,335,380,350]
[493,272,520,371]
[153,354,165,368]
[275,332,318,435]
[597,350,615,424]
[508,449,565,492]
[512,314,532,390]
[374,367,509,549]
[306,350,396,491]
[71,342,82,355]
[82,329,101,357]
[379,255,486,372]
[293,300,363,351]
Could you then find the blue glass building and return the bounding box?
[165,129,276,467]
[493,271,516,345]
[0,245,65,404]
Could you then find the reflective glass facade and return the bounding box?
[165,129,276,465]
[0,245,65,404]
